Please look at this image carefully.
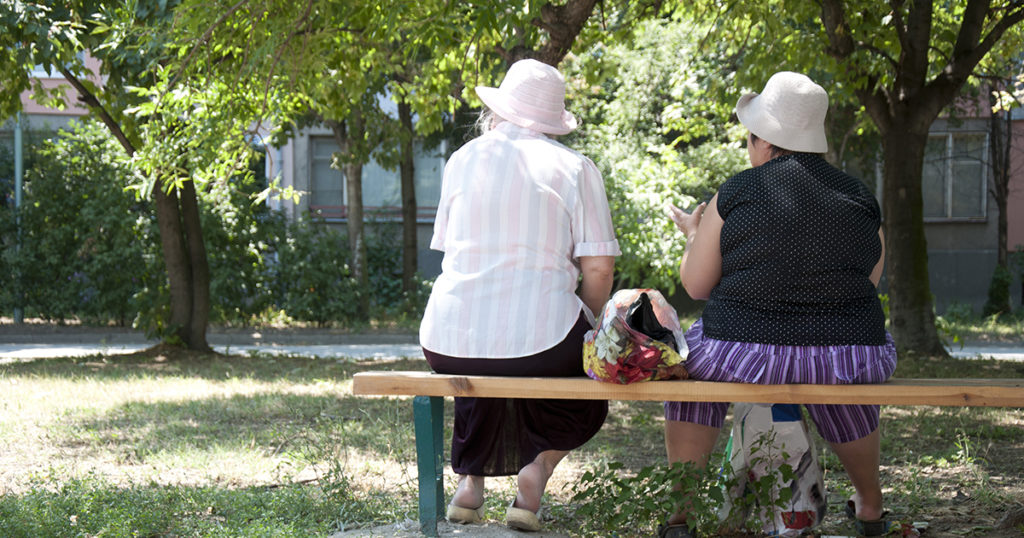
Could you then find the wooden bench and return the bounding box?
[352,371,1024,536]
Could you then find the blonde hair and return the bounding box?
[475,108,506,135]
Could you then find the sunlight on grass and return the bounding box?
[2,351,1023,536]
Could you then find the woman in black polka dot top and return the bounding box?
[658,72,898,538]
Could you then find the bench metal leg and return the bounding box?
[413,395,445,536]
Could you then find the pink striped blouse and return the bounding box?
[419,122,621,358]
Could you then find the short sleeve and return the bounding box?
[571,157,621,258]
[715,170,751,221]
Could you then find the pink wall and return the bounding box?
[18,55,102,116]
[1009,118,1024,251]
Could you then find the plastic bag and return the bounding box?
[582,289,688,384]
[719,403,827,536]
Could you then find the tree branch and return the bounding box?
[888,0,908,53]
[949,1,1024,80]
[855,80,893,135]
[950,0,992,68]
[898,0,932,93]
[58,65,137,156]
[531,0,600,66]
[925,1,1024,112]
[168,0,250,92]
[820,0,855,58]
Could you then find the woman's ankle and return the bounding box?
[452,475,485,509]
[514,462,547,513]
[850,491,884,521]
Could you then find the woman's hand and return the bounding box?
[672,194,723,301]
[668,202,706,240]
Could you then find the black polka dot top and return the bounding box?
[701,153,887,346]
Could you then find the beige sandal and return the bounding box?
[505,503,541,532]
[446,502,484,524]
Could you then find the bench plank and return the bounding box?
[353,371,1024,407]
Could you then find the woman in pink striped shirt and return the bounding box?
[420,59,621,532]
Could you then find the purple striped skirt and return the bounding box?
[664,318,898,443]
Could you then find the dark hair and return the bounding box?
[749,132,794,159]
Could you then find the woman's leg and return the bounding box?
[514,449,570,513]
[424,312,603,517]
[664,420,721,525]
[799,341,895,522]
[828,428,884,521]
[452,474,486,510]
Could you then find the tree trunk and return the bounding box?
[152,182,193,343]
[881,127,947,356]
[150,179,211,351]
[984,86,1012,316]
[990,96,1011,270]
[499,0,599,66]
[342,111,370,312]
[398,101,418,293]
[179,179,212,351]
[532,0,600,66]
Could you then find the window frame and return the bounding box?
[306,134,444,222]
[922,130,988,223]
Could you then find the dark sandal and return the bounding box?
[656,522,696,538]
[846,500,891,536]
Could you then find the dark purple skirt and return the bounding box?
[423,312,608,476]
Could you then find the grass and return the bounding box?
[1,340,1023,536]
[938,308,1024,345]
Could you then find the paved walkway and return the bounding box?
[1,325,1023,362]
[0,326,423,362]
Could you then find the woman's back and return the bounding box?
[703,153,886,346]
[421,121,617,358]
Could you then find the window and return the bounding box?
[30,52,86,78]
[310,137,344,211]
[308,136,444,220]
[922,132,987,220]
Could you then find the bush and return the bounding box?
[270,216,362,326]
[983,264,1014,318]
[1,120,428,329]
[562,18,748,294]
[0,121,150,324]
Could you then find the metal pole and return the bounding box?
[13,112,23,324]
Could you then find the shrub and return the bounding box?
[982,264,1013,318]
[270,216,362,326]
[1,120,427,329]
[0,121,149,324]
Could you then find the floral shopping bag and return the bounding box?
[583,289,688,384]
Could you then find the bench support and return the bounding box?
[413,395,445,536]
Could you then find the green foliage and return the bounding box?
[983,264,1014,317]
[1,122,427,328]
[0,121,149,324]
[270,217,361,326]
[563,17,748,293]
[0,474,342,537]
[724,429,798,536]
[571,460,724,536]
[268,218,430,327]
[571,433,796,536]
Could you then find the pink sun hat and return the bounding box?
[475,59,579,135]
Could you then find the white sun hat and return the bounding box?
[475,58,578,135]
[735,71,829,153]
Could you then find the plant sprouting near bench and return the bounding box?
[570,430,798,536]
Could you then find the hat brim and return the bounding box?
[476,86,578,135]
[735,91,827,153]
